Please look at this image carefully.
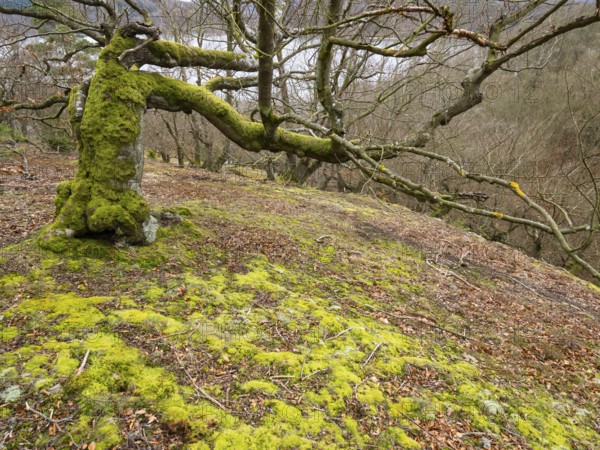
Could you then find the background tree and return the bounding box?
[1,0,599,280]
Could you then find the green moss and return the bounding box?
[147,40,255,67]
[356,384,385,406]
[23,353,50,378]
[15,293,110,332]
[144,286,165,302]
[65,259,83,272]
[38,231,73,253]
[235,267,286,293]
[0,273,27,287]
[67,332,182,411]
[316,245,336,263]
[112,309,184,334]
[40,257,61,269]
[254,351,303,369]
[54,180,73,216]
[588,282,600,292]
[377,427,421,449]
[241,380,279,396]
[0,271,30,296]
[5,162,600,449]
[70,416,122,450]
[55,349,81,377]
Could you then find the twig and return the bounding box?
[118,23,159,63]
[273,379,293,394]
[386,310,479,342]
[25,402,72,431]
[173,351,229,412]
[368,187,395,212]
[395,408,446,447]
[426,259,481,291]
[74,349,90,376]
[325,327,353,341]
[362,342,383,368]
[301,368,328,381]
[459,431,500,438]
[344,295,481,343]
[504,275,540,296]
[147,323,201,341]
[299,358,306,380]
[315,235,333,243]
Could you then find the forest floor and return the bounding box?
[1,150,599,449]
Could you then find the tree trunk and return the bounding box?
[290,158,322,185]
[160,147,170,163]
[188,114,206,167]
[39,35,157,250]
[211,141,230,173]
[164,115,185,168]
[266,157,276,181]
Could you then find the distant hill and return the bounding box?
[1,0,29,7]
[0,155,599,449]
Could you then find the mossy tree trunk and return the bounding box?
[38,24,318,249]
[40,32,157,250]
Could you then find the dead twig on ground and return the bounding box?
[426,259,482,291]
[74,349,90,376]
[172,350,229,412]
[25,402,72,431]
[362,342,383,368]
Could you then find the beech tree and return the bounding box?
[1,0,600,279]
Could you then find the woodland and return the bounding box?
[0,1,599,449]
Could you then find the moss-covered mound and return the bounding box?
[1,163,599,449]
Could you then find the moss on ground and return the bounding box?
[1,177,599,449]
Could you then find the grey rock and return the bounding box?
[0,385,22,402]
[481,437,492,449]
[143,215,159,243]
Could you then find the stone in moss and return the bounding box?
[0,385,22,402]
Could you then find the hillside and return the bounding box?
[1,155,599,449]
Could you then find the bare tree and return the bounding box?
[1,0,599,279]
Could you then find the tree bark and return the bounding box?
[39,32,157,250]
[164,115,186,168]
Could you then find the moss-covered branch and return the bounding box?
[134,40,259,72]
[146,72,342,162]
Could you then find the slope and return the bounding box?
[0,156,599,449]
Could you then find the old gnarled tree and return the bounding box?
[1,0,600,280]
